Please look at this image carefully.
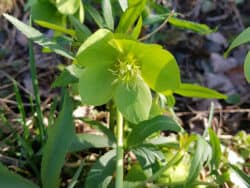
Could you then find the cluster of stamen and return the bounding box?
[110,53,140,85]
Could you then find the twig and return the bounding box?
[176,108,250,116]
[139,10,175,41]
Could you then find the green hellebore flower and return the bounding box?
[75,29,181,124]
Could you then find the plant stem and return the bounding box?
[115,109,124,188]
[139,10,175,41]
[29,16,45,143]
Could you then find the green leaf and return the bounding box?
[125,163,147,182]
[0,163,38,188]
[75,29,117,67]
[116,0,146,34]
[41,92,75,188]
[244,51,250,83]
[69,134,115,152]
[139,46,181,92]
[226,94,240,104]
[131,16,143,39]
[3,14,74,60]
[169,17,214,35]
[34,20,76,36]
[67,161,84,188]
[185,136,212,188]
[127,115,181,147]
[102,0,114,30]
[225,27,250,57]
[30,0,65,26]
[118,0,128,12]
[85,149,116,188]
[77,1,85,23]
[175,83,227,99]
[208,128,222,170]
[69,15,91,42]
[132,144,164,177]
[79,66,115,106]
[230,164,250,185]
[114,78,152,124]
[79,118,116,143]
[55,0,80,15]
[85,4,105,28]
[52,68,78,88]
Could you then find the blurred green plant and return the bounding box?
[225,27,250,83]
[1,1,241,188]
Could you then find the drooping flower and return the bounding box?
[75,29,181,124]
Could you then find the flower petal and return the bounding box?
[76,29,118,67]
[109,39,181,92]
[114,78,152,124]
[79,66,115,106]
[140,48,181,92]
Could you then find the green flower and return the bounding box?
[75,29,181,124]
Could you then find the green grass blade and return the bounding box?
[230,164,250,185]
[67,161,85,188]
[208,128,222,170]
[41,92,75,188]
[13,81,29,139]
[0,163,39,188]
[28,21,45,143]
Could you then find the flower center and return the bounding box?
[111,53,141,84]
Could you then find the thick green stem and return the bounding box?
[115,109,124,188]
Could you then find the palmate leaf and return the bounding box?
[41,92,75,188]
[132,144,164,177]
[0,163,38,188]
[85,150,116,188]
[127,115,181,147]
[3,14,74,60]
[174,83,227,99]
